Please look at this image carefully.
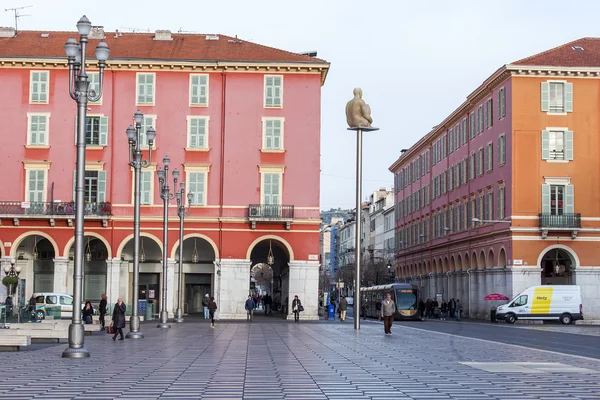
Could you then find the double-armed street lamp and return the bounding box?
[63,15,110,359]
[174,184,193,323]
[125,111,156,338]
[156,156,178,328]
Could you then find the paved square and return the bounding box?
[0,319,599,399]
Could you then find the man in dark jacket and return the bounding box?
[202,294,210,320]
[112,298,126,341]
[99,294,107,330]
[339,296,348,322]
[245,295,255,321]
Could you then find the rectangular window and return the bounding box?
[190,74,209,106]
[487,98,494,128]
[478,194,484,221]
[470,113,475,139]
[498,134,506,165]
[462,203,468,230]
[139,116,157,148]
[75,171,106,203]
[441,135,447,159]
[187,117,209,149]
[88,72,101,104]
[498,87,506,119]
[478,148,484,176]
[470,198,476,227]
[454,164,460,189]
[27,170,45,202]
[497,186,505,220]
[30,71,49,103]
[479,106,484,133]
[140,171,152,205]
[541,81,573,113]
[469,153,475,180]
[462,118,468,144]
[486,191,493,221]
[137,73,155,105]
[265,75,283,108]
[28,114,49,145]
[188,171,207,205]
[448,166,454,190]
[449,128,455,153]
[262,172,281,205]
[461,159,467,184]
[542,129,573,161]
[486,143,493,172]
[85,116,109,146]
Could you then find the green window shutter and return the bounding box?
[199,75,208,105]
[137,74,144,103]
[497,91,501,119]
[72,170,76,201]
[541,130,550,160]
[99,116,108,146]
[273,77,282,107]
[483,103,488,129]
[497,188,501,220]
[191,75,199,104]
[565,82,573,112]
[29,115,37,144]
[541,184,551,214]
[565,184,574,214]
[541,82,549,112]
[97,171,106,202]
[565,130,574,161]
[489,99,493,125]
[141,171,151,205]
[497,136,501,165]
[501,89,506,117]
[37,116,47,144]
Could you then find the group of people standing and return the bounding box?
[418,298,463,321]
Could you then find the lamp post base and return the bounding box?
[174,308,183,323]
[173,317,184,323]
[157,310,171,328]
[126,315,144,339]
[62,323,89,358]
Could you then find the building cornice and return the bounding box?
[0,58,330,86]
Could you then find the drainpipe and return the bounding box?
[466,268,472,318]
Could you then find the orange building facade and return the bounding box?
[390,38,600,320]
[0,26,329,320]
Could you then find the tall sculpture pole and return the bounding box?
[346,88,379,331]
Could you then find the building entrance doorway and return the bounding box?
[185,273,211,314]
[139,273,159,316]
[541,248,575,285]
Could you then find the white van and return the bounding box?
[496,285,583,325]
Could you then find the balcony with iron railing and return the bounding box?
[0,201,112,226]
[248,204,294,230]
[539,213,581,239]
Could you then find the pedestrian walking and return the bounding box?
[440,300,448,321]
[339,296,348,322]
[99,294,107,330]
[111,298,126,341]
[361,297,368,320]
[245,295,255,321]
[455,299,463,321]
[208,296,217,328]
[202,294,210,320]
[292,295,302,322]
[381,293,395,335]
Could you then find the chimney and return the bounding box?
[89,26,105,39]
[154,30,172,41]
[0,27,16,38]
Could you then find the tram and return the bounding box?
[360,283,421,321]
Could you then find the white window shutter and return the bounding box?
[99,116,108,146]
[565,130,574,160]
[541,130,550,160]
[541,184,551,214]
[565,82,573,112]
[565,184,574,214]
[541,82,549,112]
[97,171,107,202]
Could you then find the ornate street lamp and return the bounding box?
[63,15,109,359]
[125,110,156,338]
[156,156,176,328]
[3,258,20,296]
[174,182,192,323]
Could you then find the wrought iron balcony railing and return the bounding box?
[538,213,581,229]
[0,201,112,217]
[248,204,294,220]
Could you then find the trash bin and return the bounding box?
[145,302,154,321]
[328,304,335,319]
[490,307,497,323]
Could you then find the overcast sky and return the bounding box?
[2,0,598,210]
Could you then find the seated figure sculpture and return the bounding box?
[345,88,373,128]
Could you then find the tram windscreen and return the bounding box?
[395,288,417,310]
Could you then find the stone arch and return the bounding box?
[470,252,478,269]
[10,231,60,257]
[170,233,219,260]
[456,254,463,272]
[450,255,456,272]
[63,232,112,258]
[486,248,494,268]
[437,258,443,273]
[246,235,294,261]
[463,253,469,270]
[478,250,486,268]
[115,232,163,259]
[432,259,437,274]
[443,256,448,273]
[498,247,507,267]
[536,244,580,270]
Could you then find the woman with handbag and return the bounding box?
[111,298,126,341]
[292,295,303,322]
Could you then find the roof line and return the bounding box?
[511,37,593,65]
